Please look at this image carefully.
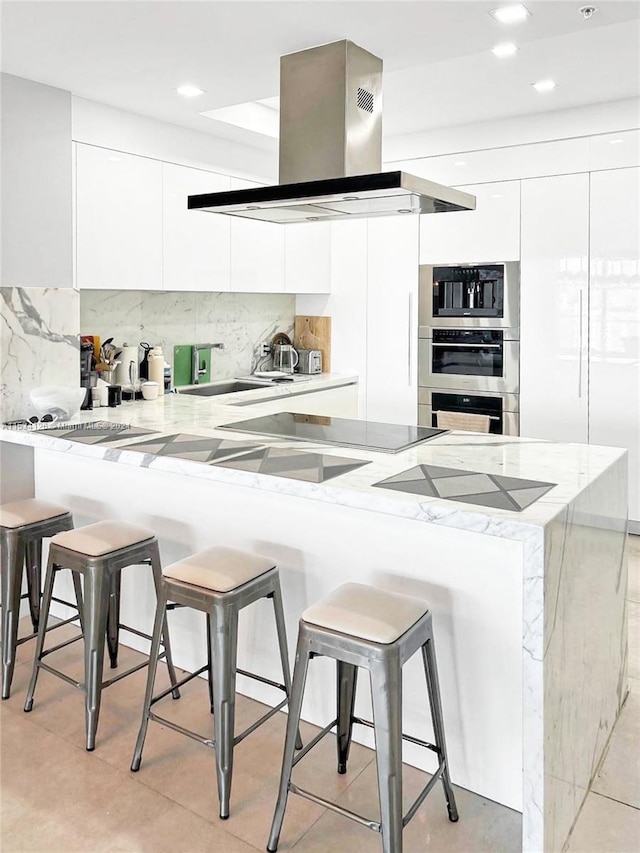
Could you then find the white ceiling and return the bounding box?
[2,0,640,150]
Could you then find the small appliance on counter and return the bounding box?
[80,341,95,410]
[272,344,298,374]
[295,349,322,374]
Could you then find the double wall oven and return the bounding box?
[418,262,520,435]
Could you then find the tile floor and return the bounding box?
[1,536,638,852]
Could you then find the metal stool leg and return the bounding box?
[83,565,110,751]
[106,571,121,669]
[25,538,43,632]
[267,636,311,853]
[23,554,56,711]
[149,543,180,700]
[72,571,85,634]
[271,582,303,751]
[1,532,25,699]
[370,659,404,853]
[209,602,238,819]
[131,584,168,772]
[422,634,458,822]
[206,613,215,714]
[336,661,358,774]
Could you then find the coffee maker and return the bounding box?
[80,342,94,410]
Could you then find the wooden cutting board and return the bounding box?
[294,316,331,372]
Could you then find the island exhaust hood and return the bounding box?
[188,40,475,223]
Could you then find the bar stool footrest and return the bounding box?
[149,710,215,748]
[289,782,381,833]
[352,716,441,754]
[16,614,81,647]
[150,664,208,706]
[292,718,338,767]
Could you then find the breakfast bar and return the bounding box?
[0,381,628,853]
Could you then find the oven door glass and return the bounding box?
[431,343,503,377]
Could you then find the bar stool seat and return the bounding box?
[303,583,429,644]
[52,520,154,556]
[0,499,70,529]
[24,519,179,750]
[131,545,300,820]
[268,583,459,853]
[1,499,78,699]
[163,546,275,592]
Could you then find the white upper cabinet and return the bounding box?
[589,167,640,524]
[419,180,520,265]
[162,163,231,292]
[285,221,332,293]
[229,177,285,292]
[366,217,420,425]
[76,144,162,290]
[520,173,590,443]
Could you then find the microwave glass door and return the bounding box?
[431,330,504,378]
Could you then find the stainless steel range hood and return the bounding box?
[189,40,475,223]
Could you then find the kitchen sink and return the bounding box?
[179,381,268,397]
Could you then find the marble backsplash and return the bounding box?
[80,290,295,380]
[1,287,80,421]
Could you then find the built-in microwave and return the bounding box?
[418,328,520,394]
[419,262,520,331]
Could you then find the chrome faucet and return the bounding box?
[191,343,225,385]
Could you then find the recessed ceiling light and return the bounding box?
[455,161,467,167]
[490,5,531,24]
[491,193,504,198]
[177,85,205,98]
[532,79,557,93]
[492,42,519,58]
[398,209,413,214]
[609,138,624,145]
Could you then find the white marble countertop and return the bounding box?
[0,372,626,536]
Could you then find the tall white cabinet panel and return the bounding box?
[285,222,331,293]
[366,217,420,425]
[520,174,589,442]
[230,177,285,293]
[419,181,520,264]
[163,164,231,292]
[589,167,640,525]
[76,144,162,290]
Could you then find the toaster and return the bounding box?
[296,349,323,374]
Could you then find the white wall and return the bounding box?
[72,97,276,183]
[1,74,73,288]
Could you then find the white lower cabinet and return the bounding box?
[589,167,640,524]
[366,217,419,425]
[76,144,162,290]
[162,163,231,291]
[229,177,285,292]
[250,384,358,418]
[520,174,590,443]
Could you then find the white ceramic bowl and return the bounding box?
[30,386,86,421]
[141,381,159,401]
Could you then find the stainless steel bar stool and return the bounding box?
[1,499,82,699]
[268,583,459,853]
[23,520,180,750]
[131,546,301,820]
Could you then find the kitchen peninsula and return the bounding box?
[0,376,628,853]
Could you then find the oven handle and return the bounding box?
[431,342,502,349]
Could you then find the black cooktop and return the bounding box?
[218,413,447,454]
